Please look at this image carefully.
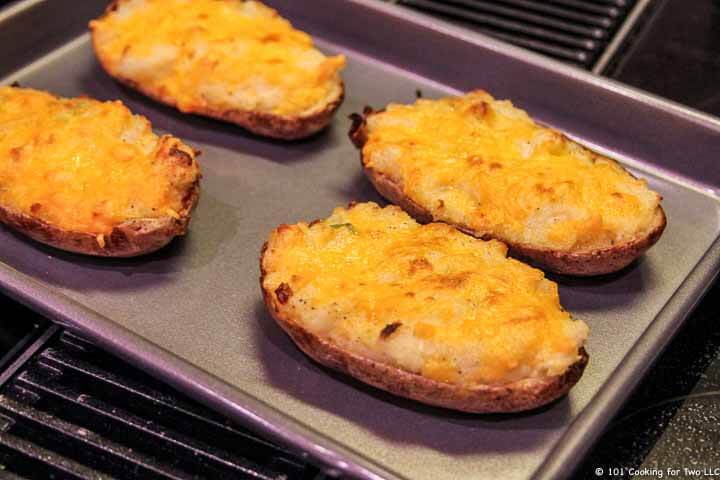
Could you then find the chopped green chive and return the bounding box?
[330,223,357,233]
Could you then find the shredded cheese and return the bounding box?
[90,0,346,116]
[262,203,589,385]
[0,87,199,234]
[363,91,662,251]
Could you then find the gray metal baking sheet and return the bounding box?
[1,1,720,479]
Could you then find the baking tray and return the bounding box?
[1,1,719,479]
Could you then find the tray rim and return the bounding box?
[0,1,719,479]
[341,0,720,133]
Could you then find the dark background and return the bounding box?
[578,0,720,475]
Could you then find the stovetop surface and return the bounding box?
[577,1,720,475]
[1,0,719,478]
[610,0,720,117]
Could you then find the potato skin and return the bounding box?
[90,0,344,140]
[94,66,345,140]
[260,239,588,414]
[0,135,200,258]
[350,109,667,276]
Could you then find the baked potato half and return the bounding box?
[261,202,589,413]
[90,0,346,140]
[350,91,666,276]
[0,86,200,257]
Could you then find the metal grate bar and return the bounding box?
[440,0,608,37]
[0,331,322,480]
[548,0,627,12]
[11,370,282,479]
[483,29,591,64]
[402,0,600,49]
[0,429,108,480]
[396,0,637,68]
[48,333,308,470]
[474,0,617,26]
[0,392,189,480]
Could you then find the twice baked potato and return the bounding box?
[90,0,346,140]
[0,86,200,257]
[261,202,589,413]
[350,91,666,276]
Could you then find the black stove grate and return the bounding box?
[0,330,325,480]
[393,0,639,69]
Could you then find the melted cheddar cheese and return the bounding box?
[262,203,588,385]
[363,91,662,251]
[0,87,199,234]
[90,0,346,116]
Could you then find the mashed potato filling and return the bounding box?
[0,87,198,234]
[363,91,662,251]
[91,0,346,116]
[262,203,588,385]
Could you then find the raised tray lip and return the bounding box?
[345,0,720,133]
[0,1,719,479]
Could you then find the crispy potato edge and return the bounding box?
[259,227,588,414]
[0,135,200,257]
[349,107,667,276]
[90,4,345,140]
